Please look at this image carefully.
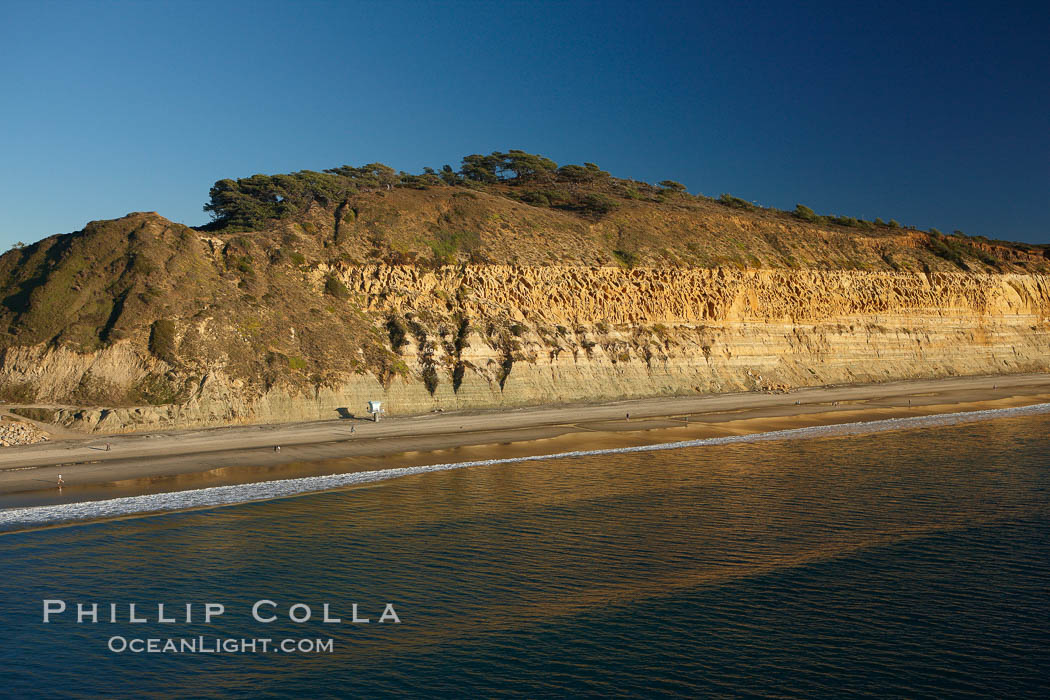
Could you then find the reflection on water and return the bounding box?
[0,427,673,510]
[2,414,1049,697]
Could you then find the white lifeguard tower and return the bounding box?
[367,400,382,422]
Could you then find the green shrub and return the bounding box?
[324,276,350,299]
[453,317,472,352]
[828,215,861,228]
[428,230,481,265]
[421,365,439,394]
[557,162,610,185]
[793,204,819,222]
[969,244,1000,268]
[658,180,687,192]
[612,249,638,268]
[927,235,969,270]
[387,317,409,352]
[148,320,177,363]
[718,193,755,210]
[130,255,157,276]
[452,362,466,392]
[520,191,551,207]
[579,193,620,217]
[231,255,253,276]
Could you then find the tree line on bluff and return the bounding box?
[202,150,647,230]
[201,150,1034,267]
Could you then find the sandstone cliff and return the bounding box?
[2,261,1047,433]
[0,161,1046,433]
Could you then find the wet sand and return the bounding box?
[1,373,1048,508]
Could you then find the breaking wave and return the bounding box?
[3,402,1049,532]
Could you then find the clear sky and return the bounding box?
[1,0,1047,246]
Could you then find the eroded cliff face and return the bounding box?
[4,265,1047,433]
[341,264,1050,323]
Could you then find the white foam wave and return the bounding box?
[3,402,1049,532]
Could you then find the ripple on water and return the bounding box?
[1,411,1048,697]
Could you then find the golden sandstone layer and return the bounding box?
[5,265,1047,432]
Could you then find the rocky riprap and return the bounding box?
[0,420,50,446]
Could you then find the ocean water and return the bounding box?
[2,410,1049,698]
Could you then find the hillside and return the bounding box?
[0,151,1047,432]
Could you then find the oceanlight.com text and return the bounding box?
[107,636,335,654]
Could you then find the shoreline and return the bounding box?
[4,401,1050,536]
[2,373,1049,510]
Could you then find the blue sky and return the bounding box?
[1,0,1047,246]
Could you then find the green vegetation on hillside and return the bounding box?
[192,149,1047,274]
[201,150,1042,266]
[203,151,625,231]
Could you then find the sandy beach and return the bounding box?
[2,373,1048,509]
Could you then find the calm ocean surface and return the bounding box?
[2,411,1048,698]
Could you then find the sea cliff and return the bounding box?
[1,154,1046,433]
[3,263,1046,432]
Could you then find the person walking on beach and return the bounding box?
[626,413,630,421]
[105,442,111,451]
[351,424,356,434]
[57,474,64,487]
